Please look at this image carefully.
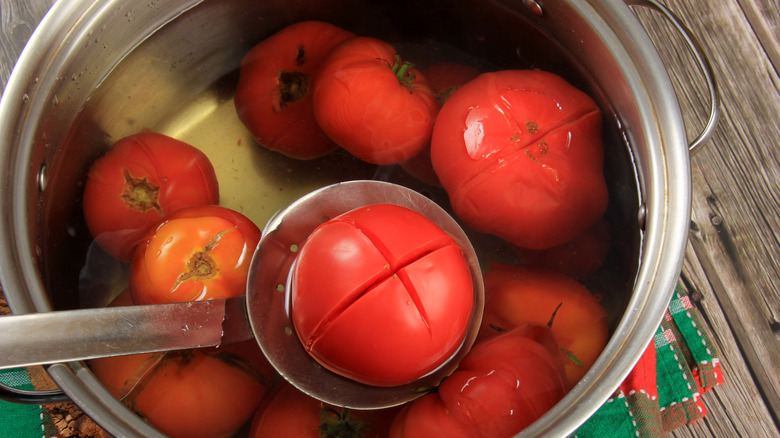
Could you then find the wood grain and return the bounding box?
[737,0,780,72]
[632,0,780,435]
[0,0,55,92]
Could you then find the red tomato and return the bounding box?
[390,324,566,438]
[514,217,612,279]
[312,37,439,165]
[430,69,608,250]
[478,263,609,389]
[421,62,482,106]
[82,132,219,261]
[235,21,355,159]
[130,205,261,304]
[90,289,276,438]
[400,62,481,187]
[291,204,474,386]
[250,383,398,438]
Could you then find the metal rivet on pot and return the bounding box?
[522,0,544,16]
[637,204,646,230]
[37,163,48,192]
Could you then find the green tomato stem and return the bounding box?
[388,54,416,89]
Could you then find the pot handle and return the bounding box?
[0,376,69,405]
[627,0,720,154]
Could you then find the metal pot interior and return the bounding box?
[0,0,691,436]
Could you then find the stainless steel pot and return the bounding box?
[0,0,717,436]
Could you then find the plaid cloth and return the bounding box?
[1,282,723,437]
[574,282,724,437]
[0,368,45,437]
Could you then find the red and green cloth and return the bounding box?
[575,282,725,437]
[0,368,47,437]
[0,283,723,437]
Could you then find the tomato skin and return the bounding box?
[430,69,608,250]
[250,383,398,438]
[514,217,611,279]
[390,324,566,438]
[82,132,219,261]
[421,62,481,106]
[291,204,474,386]
[130,205,261,304]
[478,263,609,389]
[400,62,481,187]
[312,37,439,165]
[90,289,276,438]
[235,21,355,159]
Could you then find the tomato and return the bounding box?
[420,62,482,107]
[312,37,439,165]
[82,132,219,261]
[291,204,474,386]
[90,289,276,438]
[235,21,355,159]
[400,62,481,187]
[389,324,566,438]
[130,205,261,304]
[430,69,608,250]
[478,263,609,389]
[249,382,398,438]
[513,217,612,279]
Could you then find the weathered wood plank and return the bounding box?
[736,0,780,73]
[668,246,779,438]
[632,0,780,435]
[0,0,55,93]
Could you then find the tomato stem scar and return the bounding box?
[120,168,161,213]
[318,407,369,437]
[274,70,310,112]
[171,227,235,290]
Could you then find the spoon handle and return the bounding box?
[0,296,253,369]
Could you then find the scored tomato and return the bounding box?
[89,289,276,438]
[478,262,609,389]
[389,324,566,438]
[235,21,355,159]
[249,382,399,438]
[312,36,439,165]
[130,205,261,304]
[82,132,219,261]
[400,62,481,187]
[291,204,474,386]
[430,69,608,250]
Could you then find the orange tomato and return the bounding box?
[90,289,276,438]
[130,205,261,304]
[478,263,609,389]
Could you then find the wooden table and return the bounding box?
[1,0,778,436]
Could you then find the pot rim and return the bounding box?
[0,0,692,437]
